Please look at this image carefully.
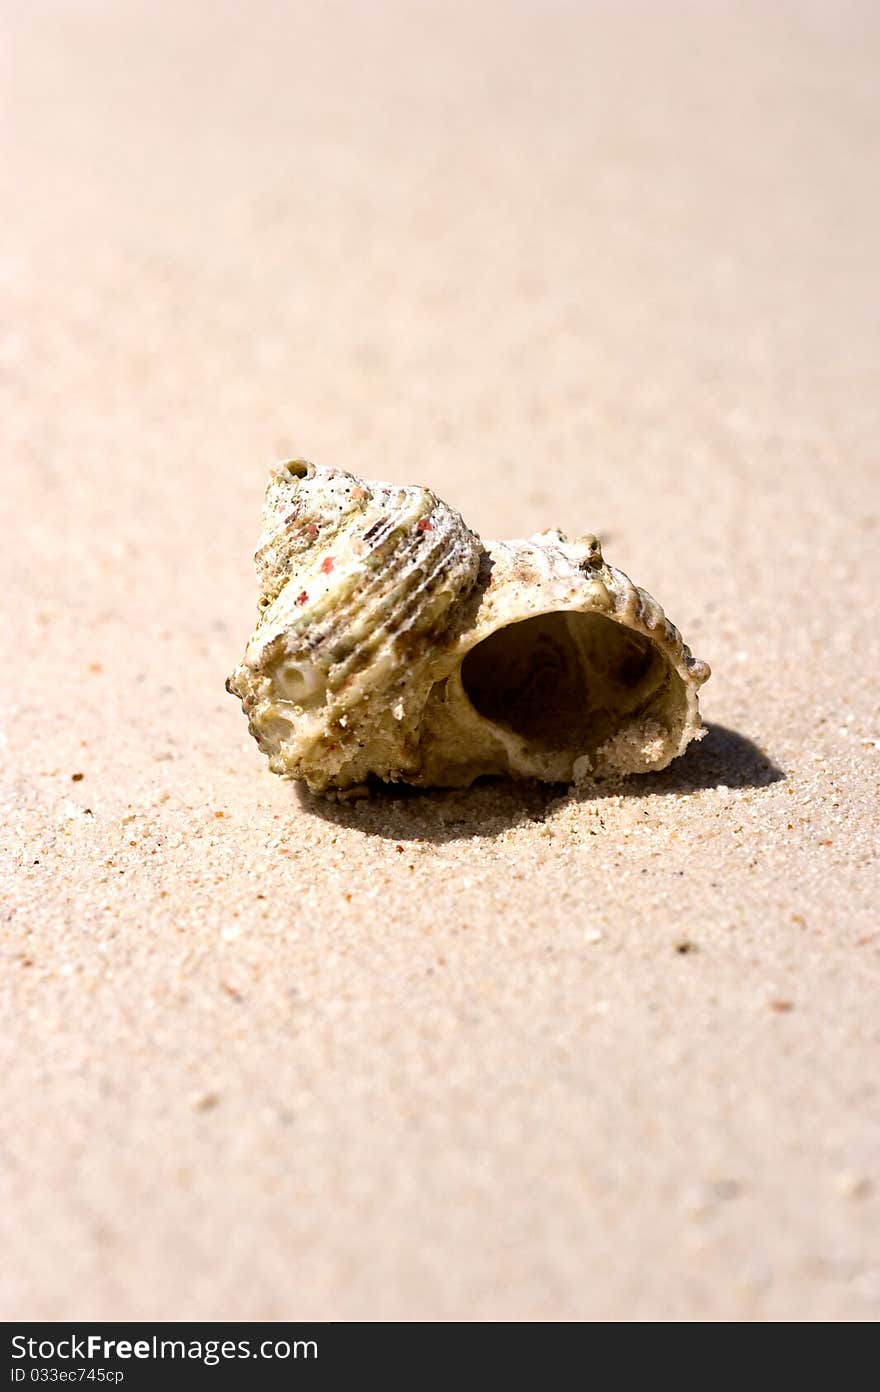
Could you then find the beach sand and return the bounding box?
[2,1,878,1320]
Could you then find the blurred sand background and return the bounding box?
[2,0,879,1320]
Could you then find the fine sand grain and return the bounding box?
[2,0,879,1321]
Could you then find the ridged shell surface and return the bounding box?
[227,461,710,794]
[227,460,483,792]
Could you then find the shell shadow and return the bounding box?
[295,723,784,844]
[615,721,784,798]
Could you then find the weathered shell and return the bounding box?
[227,460,710,794]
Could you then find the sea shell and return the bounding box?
[227,460,710,794]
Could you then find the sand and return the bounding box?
[2,1,879,1321]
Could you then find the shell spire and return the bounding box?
[227,460,710,794]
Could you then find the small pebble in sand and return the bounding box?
[191,1091,220,1112]
[834,1171,872,1200]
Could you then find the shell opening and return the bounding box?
[459,610,688,777]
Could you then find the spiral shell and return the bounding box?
[227,460,710,794]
